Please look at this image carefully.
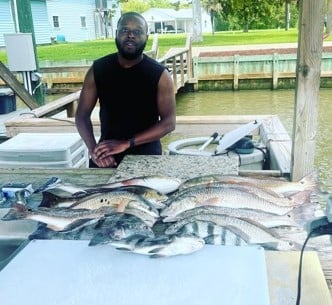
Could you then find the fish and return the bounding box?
[39,191,159,227]
[179,172,317,196]
[1,203,117,232]
[174,220,248,246]
[39,191,78,208]
[160,185,295,218]
[39,185,169,210]
[34,177,87,195]
[34,175,182,195]
[67,191,159,218]
[164,213,297,251]
[115,185,168,209]
[29,219,101,240]
[171,182,310,207]
[89,213,155,244]
[162,205,303,228]
[98,175,183,195]
[105,234,205,258]
[30,213,155,241]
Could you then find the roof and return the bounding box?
[141,8,192,23]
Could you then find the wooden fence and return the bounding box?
[193,51,332,90]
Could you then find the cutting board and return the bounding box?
[0,240,270,305]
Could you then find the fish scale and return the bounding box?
[160,186,294,218]
[177,220,248,246]
[165,213,296,251]
[179,172,317,196]
[162,205,300,228]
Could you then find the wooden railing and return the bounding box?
[157,34,193,93]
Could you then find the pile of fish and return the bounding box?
[1,172,319,258]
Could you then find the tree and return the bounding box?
[219,0,284,32]
[120,0,174,13]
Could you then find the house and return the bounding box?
[0,0,51,46]
[0,0,121,47]
[46,0,121,42]
[141,8,212,34]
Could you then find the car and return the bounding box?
[163,25,185,34]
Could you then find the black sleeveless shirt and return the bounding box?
[91,53,167,166]
[93,53,166,141]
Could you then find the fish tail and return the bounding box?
[28,224,50,240]
[301,171,318,191]
[287,202,317,228]
[290,189,314,206]
[39,191,64,207]
[1,203,29,220]
[34,177,61,193]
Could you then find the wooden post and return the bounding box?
[291,0,325,181]
[272,53,279,89]
[233,55,239,90]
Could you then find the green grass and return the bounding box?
[0,28,330,63]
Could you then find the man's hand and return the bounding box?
[91,153,117,168]
[91,139,130,167]
[94,139,130,157]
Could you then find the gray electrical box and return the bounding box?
[4,33,36,72]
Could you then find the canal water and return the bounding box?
[173,88,332,194]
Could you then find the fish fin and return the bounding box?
[150,254,166,258]
[39,191,64,207]
[29,223,54,240]
[258,242,280,250]
[147,247,166,254]
[1,203,29,220]
[116,199,128,212]
[289,190,314,206]
[61,218,94,232]
[301,170,318,191]
[34,177,61,193]
[287,202,318,228]
[114,247,132,252]
[89,232,109,246]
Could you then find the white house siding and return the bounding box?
[0,0,16,47]
[46,0,97,42]
[0,0,50,47]
[31,0,52,44]
[142,8,212,34]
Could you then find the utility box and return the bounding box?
[4,33,36,72]
[0,133,88,168]
[0,88,16,114]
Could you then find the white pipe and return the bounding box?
[13,0,19,32]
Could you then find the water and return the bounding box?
[175,89,332,194]
[33,89,331,194]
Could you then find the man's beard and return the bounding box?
[115,38,147,60]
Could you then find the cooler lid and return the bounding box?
[0,88,13,96]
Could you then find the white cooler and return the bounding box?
[0,133,88,168]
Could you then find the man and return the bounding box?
[75,12,176,168]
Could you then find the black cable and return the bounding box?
[295,229,314,305]
[295,221,332,305]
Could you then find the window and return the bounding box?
[80,16,86,28]
[53,16,59,28]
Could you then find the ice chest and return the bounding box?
[0,133,88,168]
[0,88,16,114]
